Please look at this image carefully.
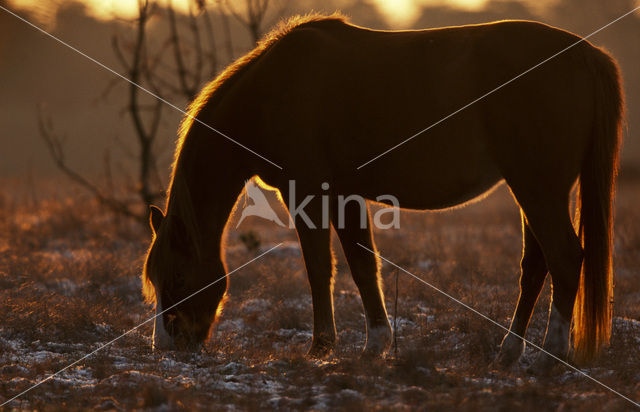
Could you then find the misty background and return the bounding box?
[1,0,639,183]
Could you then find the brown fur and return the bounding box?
[143,15,623,362]
[572,50,622,361]
[142,13,347,305]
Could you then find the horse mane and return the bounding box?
[142,13,347,305]
[171,12,347,183]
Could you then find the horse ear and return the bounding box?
[149,205,165,235]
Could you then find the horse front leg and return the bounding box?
[332,202,392,357]
[288,196,337,357]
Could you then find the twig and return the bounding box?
[224,0,271,45]
[187,3,204,90]
[201,6,218,77]
[37,106,143,222]
[168,1,193,98]
[217,1,234,60]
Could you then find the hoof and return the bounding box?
[306,339,335,358]
[362,325,393,358]
[494,348,522,369]
[494,335,525,369]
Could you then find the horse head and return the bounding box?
[143,205,227,351]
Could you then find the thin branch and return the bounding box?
[224,0,249,27]
[168,1,197,99]
[224,0,272,45]
[142,37,174,93]
[217,0,234,60]
[148,99,164,142]
[187,3,204,89]
[111,35,131,71]
[39,0,225,227]
[201,6,218,77]
[139,41,165,140]
[37,107,143,222]
[94,76,122,105]
[128,0,152,146]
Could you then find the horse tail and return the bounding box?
[572,47,624,363]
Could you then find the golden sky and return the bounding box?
[7,0,192,25]
[370,0,488,25]
[7,0,559,28]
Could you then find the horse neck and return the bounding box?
[165,145,246,255]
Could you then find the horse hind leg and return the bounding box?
[515,194,583,374]
[495,211,548,368]
[332,201,392,357]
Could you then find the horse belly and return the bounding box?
[374,157,503,210]
[341,117,503,211]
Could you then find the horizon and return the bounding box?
[7,0,562,27]
[1,0,639,179]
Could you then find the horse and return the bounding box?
[142,14,623,369]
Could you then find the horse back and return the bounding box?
[207,18,618,208]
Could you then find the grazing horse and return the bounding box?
[142,15,623,368]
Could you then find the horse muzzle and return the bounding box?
[152,305,175,350]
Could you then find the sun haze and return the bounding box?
[8,0,504,27]
[7,0,192,24]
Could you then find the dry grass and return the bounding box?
[0,177,639,410]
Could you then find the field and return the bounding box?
[0,176,639,411]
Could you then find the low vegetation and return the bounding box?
[0,177,638,410]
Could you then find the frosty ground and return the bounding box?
[0,178,639,410]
